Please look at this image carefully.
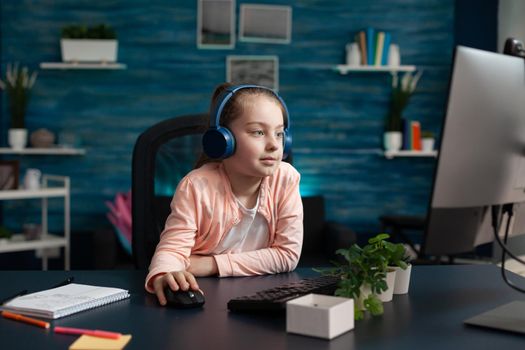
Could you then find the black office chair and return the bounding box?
[132,115,356,269]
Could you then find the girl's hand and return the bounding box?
[152,270,200,306]
[188,255,219,276]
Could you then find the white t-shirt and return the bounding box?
[212,194,269,254]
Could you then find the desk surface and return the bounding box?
[1,265,524,349]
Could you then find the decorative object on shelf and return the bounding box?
[0,160,20,190]
[30,128,55,148]
[105,191,132,255]
[60,24,118,63]
[23,223,42,241]
[0,63,38,150]
[0,226,13,243]
[58,131,81,148]
[387,44,400,66]
[384,71,423,151]
[345,43,361,66]
[316,233,406,320]
[23,168,42,190]
[421,131,435,152]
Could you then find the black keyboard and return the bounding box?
[227,274,341,312]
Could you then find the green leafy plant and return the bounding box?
[317,233,400,320]
[0,63,38,129]
[385,71,423,132]
[0,226,13,239]
[61,24,116,39]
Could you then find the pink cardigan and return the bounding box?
[145,161,303,292]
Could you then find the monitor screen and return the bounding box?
[423,46,525,256]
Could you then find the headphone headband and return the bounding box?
[203,84,292,159]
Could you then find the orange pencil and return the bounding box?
[1,311,50,329]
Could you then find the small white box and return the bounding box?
[286,293,354,340]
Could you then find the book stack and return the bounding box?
[402,120,422,151]
[353,27,394,66]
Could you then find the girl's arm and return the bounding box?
[213,172,303,276]
[145,178,198,293]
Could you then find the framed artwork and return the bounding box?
[0,160,19,190]
[239,4,292,44]
[197,0,235,49]
[226,55,279,91]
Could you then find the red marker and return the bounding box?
[54,326,121,339]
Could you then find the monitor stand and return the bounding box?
[464,301,525,334]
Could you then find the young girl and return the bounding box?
[145,83,304,305]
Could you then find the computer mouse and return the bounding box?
[164,288,205,309]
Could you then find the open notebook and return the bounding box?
[1,283,130,319]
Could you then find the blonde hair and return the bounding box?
[195,83,288,168]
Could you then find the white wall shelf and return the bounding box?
[0,147,86,155]
[384,150,438,159]
[335,65,416,75]
[0,175,70,270]
[40,62,127,70]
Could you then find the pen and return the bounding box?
[54,326,121,339]
[1,289,28,305]
[1,311,50,329]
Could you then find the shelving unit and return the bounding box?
[384,150,438,159]
[0,147,86,155]
[40,62,127,70]
[0,175,70,270]
[335,65,416,75]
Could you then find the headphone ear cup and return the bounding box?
[202,127,235,159]
[282,130,292,160]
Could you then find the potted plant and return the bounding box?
[0,63,38,149]
[317,233,399,320]
[382,239,412,294]
[60,24,118,63]
[384,71,423,152]
[421,130,435,152]
[0,226,13,244]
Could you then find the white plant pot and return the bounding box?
[8,128,28,150]
[393,264,412,294]
[377,269,397,302]
[61,39,118,63]
[384,131,403,151]
[422,138,435,152]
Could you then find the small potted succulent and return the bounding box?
[0,63,38,149]
[421,131,435,152]
[60,24,118,63]
[318,233,401,320]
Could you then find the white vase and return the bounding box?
[8,128,28,150]
[393,264,412,294]
[384,131,403,151]
[346,42,361,66]
[61,39,118,63]
[388,44,400,66]
[422,138,435,152]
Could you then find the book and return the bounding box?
[381,32,391,65]
[374,31,385,66]
[411,121,422,150]
[356,30,367,65]
[1,283,130,319]
[366,27,375,66]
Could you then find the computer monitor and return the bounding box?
[423,45,525,256]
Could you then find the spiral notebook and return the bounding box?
[1,283,130,319]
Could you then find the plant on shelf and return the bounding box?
[383,71,423,152]
[317,233,404,320]
[60,24,118,63]
[0,63,38,149]
[421,130,436,152]
[61,24,117,39]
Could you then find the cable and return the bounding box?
[491,204,525,293]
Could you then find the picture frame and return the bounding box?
[0,160,19,190]
[226,55,279,91]
[239,4,292,44]
[197,0,235,49]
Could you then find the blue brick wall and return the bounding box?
[0,0,454,236]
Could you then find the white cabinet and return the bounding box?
[0,175,70,270]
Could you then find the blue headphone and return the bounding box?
[202,84,292,160]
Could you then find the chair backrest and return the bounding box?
[132,114,208,269]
